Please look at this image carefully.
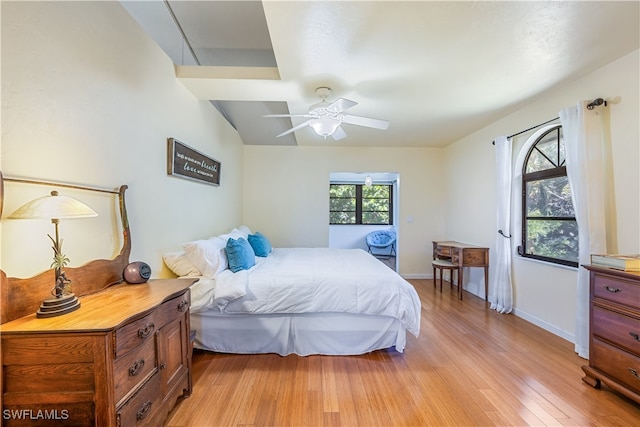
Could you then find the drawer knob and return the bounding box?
[178,300,189,313]
[136,400,152,421]
[630,332,640,342]
[604,286,621,293]
[628,367,640,380]
[137,323,155,339]
[128,359,145,377]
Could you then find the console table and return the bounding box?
[433,241,490,300]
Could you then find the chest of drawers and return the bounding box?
[0,278,195,426]
[582,265,640,403]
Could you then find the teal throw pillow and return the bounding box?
[248,232,272,257]
[225,237,256,273]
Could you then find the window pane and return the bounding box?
[526,219,578,262]
[330,184,355,197]
[363,212,390,224]
[330,198,355,211]
[526,129,565,173]
[363,185,389,198]
[526,176,574,217]
[330,212,355,224]
[362,198,389,212]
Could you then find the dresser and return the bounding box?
[0,278,195,426]
[582,265,640,403]
[433,241,490,300]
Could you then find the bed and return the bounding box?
[164,228,422,356]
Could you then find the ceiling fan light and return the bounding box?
[309,117,340,137]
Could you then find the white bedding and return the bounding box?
[189,248,421,337]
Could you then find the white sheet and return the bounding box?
[190,248,421,337]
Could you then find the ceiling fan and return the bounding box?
[264,87,389,140]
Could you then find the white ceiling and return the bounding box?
[122,1,639,148]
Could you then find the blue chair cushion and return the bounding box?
[366,230,396,248]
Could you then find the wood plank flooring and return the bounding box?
[166,279,640,426]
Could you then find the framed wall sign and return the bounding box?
[167,138,220,186]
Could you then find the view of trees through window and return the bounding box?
[330,184,392,225]
[521,126,578,267]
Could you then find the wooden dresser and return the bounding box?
[0,278,195,426]
[582,265,640,403]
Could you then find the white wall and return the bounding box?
[243,146,444,277]
[1,1,244,278]
[442,50,640,341]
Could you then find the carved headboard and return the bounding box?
[0,171,131,323]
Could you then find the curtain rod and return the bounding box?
[491,116,559,145]
[492,97,607,145]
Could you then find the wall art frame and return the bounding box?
[167,138,220,186]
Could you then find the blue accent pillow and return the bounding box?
[225,237,256,273]
[248,232,272,257]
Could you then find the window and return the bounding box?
[330,184,393,225]
[519,126,578,267]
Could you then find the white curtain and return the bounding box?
[560,101,608,359]
[490,136,513,314]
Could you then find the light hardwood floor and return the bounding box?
[166,279,640,426]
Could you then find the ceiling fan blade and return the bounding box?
[276,119,312,137]
[341,114,390,130]
[264,114,313,118]
[326,98,358,113]
[332,126,347,140]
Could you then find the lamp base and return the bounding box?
[36,293,81,318]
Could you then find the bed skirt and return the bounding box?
[190,311,407,356]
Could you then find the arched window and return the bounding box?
[519,126,578,267]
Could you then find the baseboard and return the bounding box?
[461,290,575,345]
[512,308,575,344]
[402,274,431,280]
[402,275,575,345]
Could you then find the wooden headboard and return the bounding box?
[0,171,131,323]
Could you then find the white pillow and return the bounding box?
[236,225,252,239]
[218,229,244,242]
[162,251,201,277]
[183,237,228,278]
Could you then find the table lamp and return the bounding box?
[9,190,98,317]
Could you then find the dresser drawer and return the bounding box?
[462,248,487,266]
[117,373,162,427]
[435,245,451,257]
[591,338,640,393]
[593,272,640,309]
[114,336,157,406]
[115,311,157,358]
[592,305,640,355]
[156,292,190,328]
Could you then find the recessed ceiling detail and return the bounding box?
[120,1,640,147]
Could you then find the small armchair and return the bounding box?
[366,230,397,259]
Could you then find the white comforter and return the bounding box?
[189,248,421,337]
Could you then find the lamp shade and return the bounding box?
[309,117,341,137]
[9,191,97,220]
